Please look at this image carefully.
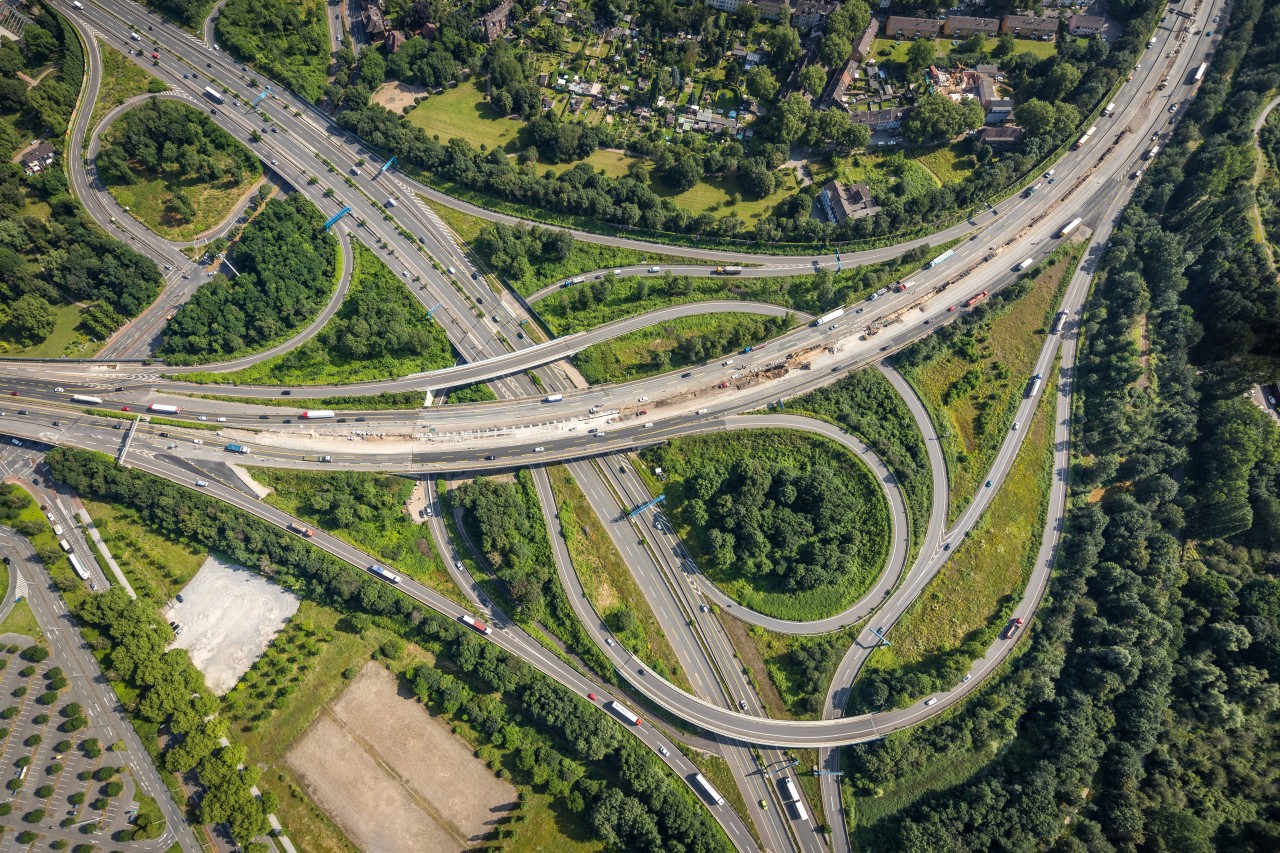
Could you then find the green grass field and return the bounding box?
[870,36,1059,63]
[573,312,796,384]
[0,600,42,642]
[835,152,939,200]
[640,430,891,621]
[90,42,164,135]
[901,244,1080,519]
[914,144,977,186]
[0,300,103,359]
[82,499,207,602]
[408,81,523,151]
[546,465,690,691]
[854,370,1055,694]
[180,243,458,386]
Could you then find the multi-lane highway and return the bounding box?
[0,0,1228,846]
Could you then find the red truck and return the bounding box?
[964,291,989,308]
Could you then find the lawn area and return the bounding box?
[914,144,977,186]
[0,600,42,642]
[0,300,103,359]
[102,101,262,242]
[573,312,795,385]
[835,152,939,200]
[424,198,709,297]
[899,243,1081,520]
[82,498,207,603]
[639,431,891,622]
[870,36,1058,64]
[546,465,690,691]
[250,469,467,606]
[408,80,523,152]
[180,242,458,386]
[852,373,1055,707]
[89,41,165,135]
[554,148,636,178]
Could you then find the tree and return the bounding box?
[991,33,1016,58]
[1014,98,1058,137]
[901,93,981,144]
[4,294,56,344]
[905,39,937,76]
[820,34,852,68]
[21,25,57,64]
[738,157,776,199]
[768,25,802,67]
[746,66,779,102]
[800,65,828,99]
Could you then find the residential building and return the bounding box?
[976,75,1013,124]
[793,0,838,29]
[1068,13,1107,35]
[977,125,1025,145]
[419,22,438,39]
[704,0,744,12]
[1000,14,1058,40]
[942,15,1000,37]
[820,59,857,109]
[478,0,515,43]
[851,17,879,62]
[849,105,908,130]
[886,15,942,38]
[818,180,881,223]
[359,0,387,41]
[758,0,787,19]
[20,142,55,175]
[386,30,407,52]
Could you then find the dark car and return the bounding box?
[484,454,497,461]
[281,390,291,396]
[259,415,269,420]
[354,416,366,422]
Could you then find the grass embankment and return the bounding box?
[101,100,262,242]
[851,371,1057,710]
[188,385,494,409]
[545,466,689,690]
[536,241,955,335]
[2,301,104,360]
[639,431,890,622]
[0,600,42,641]
[422,199,707,298]
[249,469,466,606]
[180,243,459,386]
[81,499,206,602]
[898,243,1081,520]
[574,312,796,385]
[89,41,165,134]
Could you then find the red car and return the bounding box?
[121,406,130,412]
[587,693,597,701]
[947,305,957,312]
[9,391,16,396]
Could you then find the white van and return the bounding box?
[71,1,82,8]
[130,31,141,40]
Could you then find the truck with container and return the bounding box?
[712,266,743,275]
[543,394,564,403]
[607,700,643,726]
[893,280,916,293]
[203,86,225,105]
[1051,310,1069,334]
[780,777,810,821]
[1027,373,1043,398]
[1104,100,1118,116]
[1073,125,1097,149]
[460,615,493,635]
[225,443,249,454]
[813,308,845,327]
[287,522,315,538]
[692,773,726,805]
[964,291,989,308]
[148,403,181,414]
[1016,258,1035,272]
[1144,144,1160,160]
[367,563,402,584]
[1059,217,1083,238]
[70,395,102,405]
[1194,62,1208,82]
[1004,617,1025,639]
[59,539,71,553]
[301,410,335,419]
[925,249,955,269]
[68,553,91,581]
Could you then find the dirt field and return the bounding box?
[372,81,430,113]
[167,556,300,694]
[287,663,517,852]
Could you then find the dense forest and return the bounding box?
[0,5,161,348]
[97,98,261,225]
[845,1,1280,848]
[44,449,728,853]
[160,194,337,361]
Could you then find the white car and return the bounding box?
[658,746,670,757]
[533,446,545,452]
[647,266,661,273]
[962,674,973,683]
[638,396,648,402]
[925,697,938,707]
[216,416,227,423]
[193,439,203,445]
[605,637,615,647]
[55,387,64,392]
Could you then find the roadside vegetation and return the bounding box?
[47,448,730,853]
[536,243,945,335]
[97,98,263,241]
[0,14,161,357]
[82,498,207,602]
[214,0,331,103]
[852,374,1055,711]
[249,468,464,605]
[787,368,932,551]
[142,0,215,29]
[88,42,166,135]
[546,465,688,689]
[159,195,338,363]
[182,242,458,386]
[190,384,496,409]
[639,430,890,621]
[573,312,793,385]
[896,243,1080,520]
[451,472,612,675]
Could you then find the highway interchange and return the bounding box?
[0,0,1227,848]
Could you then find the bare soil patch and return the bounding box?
[287,663,517,851]
[167,555,300,694]
[372,81,430,113]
